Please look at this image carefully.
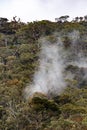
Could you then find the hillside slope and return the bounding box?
[0,17,87,130]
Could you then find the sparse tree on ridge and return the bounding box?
[55,15,69,22]
[75,17,79,22]
[79,17,83,22]
[84,15,87,22]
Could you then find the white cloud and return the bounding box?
[0,0,87,22]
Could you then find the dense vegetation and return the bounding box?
[0,16,87,130]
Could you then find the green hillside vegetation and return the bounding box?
[0,16,87,130]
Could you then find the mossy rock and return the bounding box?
[30,92,61,113]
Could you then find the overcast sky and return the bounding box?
[0,0,87,22]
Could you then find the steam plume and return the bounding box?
[25,31,87,99]
[25,39,66,98]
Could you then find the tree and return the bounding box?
[84,15,87,22]
[75,17,79,22]
[58,15,69,22]
[0,17,8,26]
[79,17,83,22]
[55,18,62,23]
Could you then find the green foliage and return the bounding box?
[0,16,87,130]
[32,96,61,112]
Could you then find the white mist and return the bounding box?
[25,40,66,98]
